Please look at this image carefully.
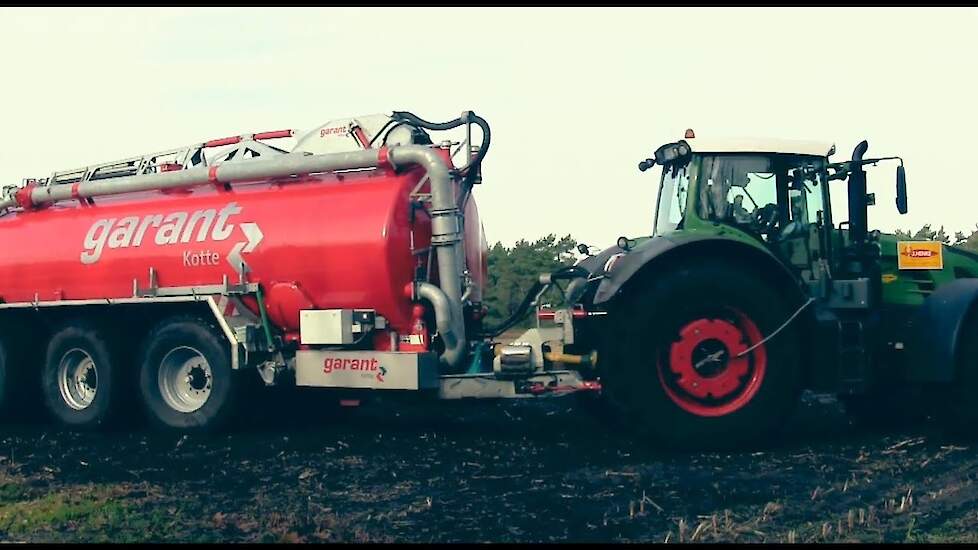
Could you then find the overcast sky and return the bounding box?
[1,7,976,247]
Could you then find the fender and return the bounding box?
[582,232,822,389]
[565,244,630,304]
[906,278,978,383]
[591,233,803,306]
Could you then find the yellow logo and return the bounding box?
[897,241,943,270]
[882,274,898,284]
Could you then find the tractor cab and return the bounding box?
[644,130,908,293]
[650,133,834,280]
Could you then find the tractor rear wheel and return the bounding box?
[937,309,978,437]
[598,259,803,450]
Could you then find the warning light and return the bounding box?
[685,129,696,139]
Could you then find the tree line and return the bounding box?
[482,225,978,327]
[894,224,978,253]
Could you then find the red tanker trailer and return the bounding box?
[0,111,598,432]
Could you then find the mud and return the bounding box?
[1,390,977,543]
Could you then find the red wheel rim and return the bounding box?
[656,307,767,417]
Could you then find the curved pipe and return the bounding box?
[416,282,465,367]
[389,146,467,367]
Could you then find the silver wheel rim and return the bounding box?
[58,348,98,411]
[158,346,212,413]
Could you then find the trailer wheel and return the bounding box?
[139,316,237,432]
[41,323,120,429]
[599,259,803,450]
[0,338,15,420]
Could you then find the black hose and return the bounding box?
[480,265,589,338]
[390,111,491,183]
[367,119,397,147]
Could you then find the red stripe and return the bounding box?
[70,183,81,200]
[353,126,371,149]
[377,147,393,171]
[208,166,219,184]
[254,130,293,140]
[15,184,36,209]
[204,136,241,148]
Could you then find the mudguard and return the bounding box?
[589,233,801,306]
[906,278,978,383]
[565,244,629,304]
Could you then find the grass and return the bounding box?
[0,482,186,543]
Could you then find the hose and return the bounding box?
[390,111,491,184]
[480,265,588,338]
[734,297,815,358]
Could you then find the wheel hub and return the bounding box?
[656,309,768,418]
[690,338,729,378]
[159,347,212,413]
[668,318,749,400]
[58,348,98,411]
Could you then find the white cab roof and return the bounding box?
[684,136,835,157]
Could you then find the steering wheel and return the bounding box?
[753,203,779,234]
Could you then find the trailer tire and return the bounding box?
[41,323,121,430]
[0,338,15,420]
[599,258,803,450]
[139,316,237,433]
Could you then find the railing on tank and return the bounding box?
[24,129,296,191]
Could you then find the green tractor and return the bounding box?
[565,130,978,449]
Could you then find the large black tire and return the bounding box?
[0,337,15,420]
[839,387,931,430]
[936,310,978,437]
[139,315,238,432]
[597,258,804,450]
[41,322,121,430]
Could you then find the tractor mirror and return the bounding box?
[896,165,908,214]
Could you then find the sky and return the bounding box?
[1,7,976,247]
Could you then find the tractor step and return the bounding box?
[837,319,871,394]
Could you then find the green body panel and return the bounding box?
[877,234,978,308]
[649,152,978,303]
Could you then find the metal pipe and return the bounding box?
[416,282,464,367]
[389,147,467,366]
[2,148,384,210]
[543,350,598,367]
[2,143,469,367]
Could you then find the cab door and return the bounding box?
[772,163,830,285]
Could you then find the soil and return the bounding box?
[2,388,978,543]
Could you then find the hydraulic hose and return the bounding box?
[481,265,589,338]
[390,111,491,182]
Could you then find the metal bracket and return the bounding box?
[133,268,257,299]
